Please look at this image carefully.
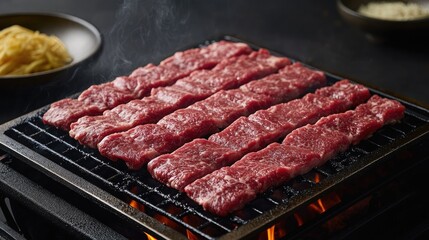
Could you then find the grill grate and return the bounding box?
[1,37,429,239]
[2,105,428,239]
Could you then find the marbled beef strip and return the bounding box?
[43,41,252,130]
[70,50,290,148]
[148,80,369,191]
[314,94,405,144]
[184,95,404,216]
[185,144,320,216]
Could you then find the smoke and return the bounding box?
[102,0,191,80]
[102,0,141,79]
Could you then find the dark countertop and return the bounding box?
[1,1,429,239]
[1,0,428,124]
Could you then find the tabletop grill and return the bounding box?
[1,37,429,239]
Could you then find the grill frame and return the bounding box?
[1,36,429,239]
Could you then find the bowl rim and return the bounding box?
[337,0,429,24]
[0,12,102,80]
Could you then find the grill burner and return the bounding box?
[1,37,429,239]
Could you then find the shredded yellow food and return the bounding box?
[0,25,72,76]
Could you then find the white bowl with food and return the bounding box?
[337,0,429,40]
[0,12,102,87]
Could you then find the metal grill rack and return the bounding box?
[1,37,429,239]
[2,95,428,239]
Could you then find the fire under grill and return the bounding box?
[1,37,429,239]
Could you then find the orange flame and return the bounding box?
[129,199,145,212]
[186,229,199,240]
[308,192,342,214]
[183,214,204,239]
[144,232,157,240]
[314,172,321,183]
[289,192,343,236]
[267,225,275,240]
[128,186,146,212]
[294,213,304,227]
[274,222,287,239]
[309,200,326,214]
[317,199,326,213]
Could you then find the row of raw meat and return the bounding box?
[184,94,405,216]
[69,49,291,148]
[43,41,252,130]
[97,62,327,169]
[147,80,371,191]
[41,41,406,216]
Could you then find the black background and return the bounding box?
[1,0,428,124]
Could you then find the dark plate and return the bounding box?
[337,0,429,41]
[0,12,102,87]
